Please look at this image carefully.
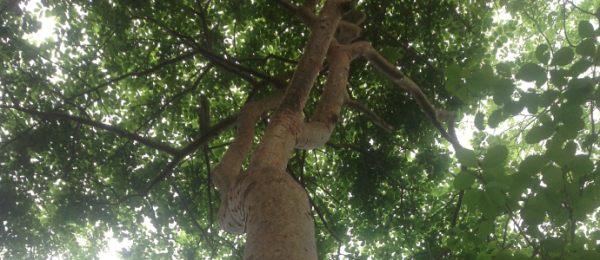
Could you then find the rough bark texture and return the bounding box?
[209,0,460,259]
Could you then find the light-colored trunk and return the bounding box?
[210,0,458,258]
[211,1,353,259]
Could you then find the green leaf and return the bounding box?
[539,90,560,107]
[538,114,552,124]
[478,192,502,219]
[569,155,594,176]
[535,44,550,64]
[482,145,508,168]
[444,64,462,78]
[474,112,485,131]
[454,170,476,190]
[488,109,504,128]
[564,78,594,105]
[492,78,516,105]
[542,165,564,188]
[541,237,566,253]
[496,63,511,77]
[550,47,574,66]
[578,20,596,39]
[456,148,479,168]
[576,38,596,57]
[485,189,507,206]
[535,73,548,88]
[477,220,494,237]
[559,103,584,121]
[518,155,549,175]
[380,46,403,63]
[463,189,480,211]
[553,209,569,226]
[577,251,600,259]
[485,181,510,190]
[558,119,585,140]
[494,253,512,260]
[521,203,545,226]
[482,165,507,183]
[503,100,524,115]
[556,104,585,139]
[549,69,569,88]
[525,124,555,144]
[515,63,545,82]
[520,92,539,114]
[569,59,593,77]
[547,141,577,166]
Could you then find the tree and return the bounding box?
[1,0,600,259]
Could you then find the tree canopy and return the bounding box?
[1,0,600,259]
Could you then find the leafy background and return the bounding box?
[1,0,600,259]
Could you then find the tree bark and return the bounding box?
[211,1,353,259]
[210,0,459,259]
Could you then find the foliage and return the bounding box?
[1,0,600,259]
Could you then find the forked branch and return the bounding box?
[211,90,285,234]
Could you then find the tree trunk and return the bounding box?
[209,1,458,259]
[211,1,353,259]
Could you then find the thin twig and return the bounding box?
[2,105,181,155]
[344,100,393,132]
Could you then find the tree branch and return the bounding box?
[344,100,393,133]
[346,41,462,150]
[367,20,443,74]
[160,26,279,87]
[451,190,464,228]
[68,50,201,101]
[212,90,285,234]
[308,194,342,244]
[276,0,362,44]
[296,42,352,149]
[1,105,181,156]
[127,109,240,200]
[166,175,215,254]
[236,54,298,65]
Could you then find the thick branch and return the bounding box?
[212,91,285,234]
[276,0,362,44]
[249,0,353,170]
[212,91,285,194]
[136,113,240,199]
[180,114,238,155]
[296,42,351,149]
[347,41,461,149]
